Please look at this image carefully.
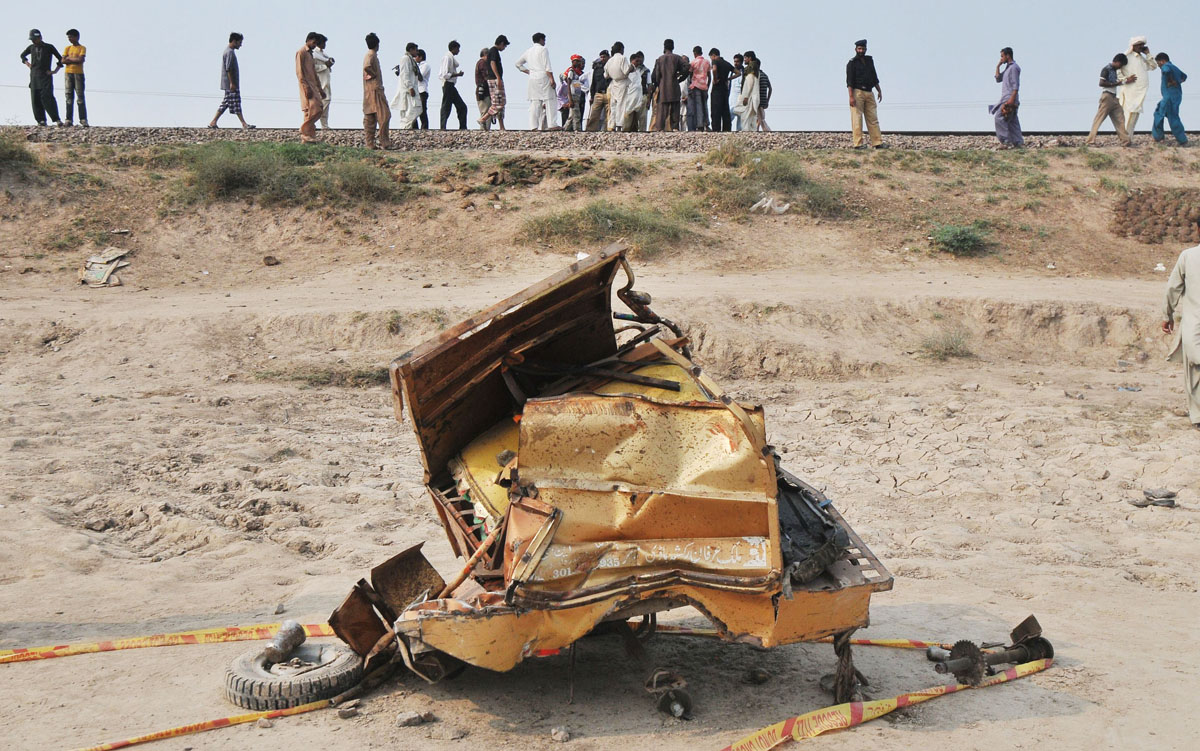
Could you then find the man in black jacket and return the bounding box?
[846,39,884,148]
[708,48,736,132]
[20,29,63,126]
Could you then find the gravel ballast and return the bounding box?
[11,126,1153,152]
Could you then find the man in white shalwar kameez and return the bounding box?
[515,33,556,131]
[391,43,422,130]
[1163,219,1200,428]
[312,36,334,129]
[1119,36,1158,133]
[604,42,632,131]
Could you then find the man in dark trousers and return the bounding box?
[20,29,63,126]
[438,40,468,130]
[846,39,884,148]
[651,39,689,131]
[708,48,735,132]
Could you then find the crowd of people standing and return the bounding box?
[15,27,1190,150]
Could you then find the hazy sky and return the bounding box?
[4,1,1197,132]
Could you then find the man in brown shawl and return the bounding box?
[296,32,324,143]
[651,39,689,132]
[362,33,391,149]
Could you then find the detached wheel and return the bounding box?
[224,642,363,710]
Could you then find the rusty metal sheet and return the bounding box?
[328,585,388,658]
[392,246,626,480]
[370,543,446,619]
[392,580,873,672]
[518,394,774,502]
[522,537,773,590]
[504,497,561,583]
[520,491,769,545]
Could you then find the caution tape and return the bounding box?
[0,618,1049,751]
[0,623,335,665]
[76,698,333,751]
[719,659,1053,751]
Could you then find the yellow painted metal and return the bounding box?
[448,363,714,523]
[528,490,769,544]
[519,394,774,503]
[395,599,614,672]
[524,537,773,590]
[449,417,517,520]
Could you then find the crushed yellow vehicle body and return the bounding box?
[329,245,891,678]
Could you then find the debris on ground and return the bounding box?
[743,668,772,685]
[263,255,280,266]
[485,155,597,187]
[79,247,131,287]
[255,718,273,729]
[395,711,429,727]
[750,195,791,215]
[550,726,572,742]
[1129,488,1177,508]
[336,706,359,719]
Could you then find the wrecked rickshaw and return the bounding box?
[227,245,894,713]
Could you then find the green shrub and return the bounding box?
[705,140,747,167]
[181,142,407,206]
[519,200,698,257]
[920,326,974,360]
[0,129,38,171]
[324,161,399,201]
[595,158,645,181]
[931,221,991,256]
[1084,150,1116,170]
[695,149,846,218]
[189,143,281,198]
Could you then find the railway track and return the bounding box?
[9,125,1193,152]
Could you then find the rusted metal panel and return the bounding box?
[521,537,773,591]
[518,394,774,503]
[391,247,626,479]
[520,491,769,544]
[370,544,446,619]
[328,585,388,658]
[504,497,561,583]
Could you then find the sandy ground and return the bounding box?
[2,256,1197,751]
[2,142,1199,749]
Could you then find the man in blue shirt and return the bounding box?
[1086,53,1135,147]
[1152,52,1188,146]
[990,47,1022,147]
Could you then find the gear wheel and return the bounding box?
[948,640,986,686]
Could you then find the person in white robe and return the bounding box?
[734,62,759,131]
[515,33,557,130]
[312,37,334,129]
[1119,36,1158,133]
[390,44,422,130]
[604,42,632,131]
[622,52,648,131]
[1163,220,1200,427]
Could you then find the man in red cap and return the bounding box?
[562,54,589,131]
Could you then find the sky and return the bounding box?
[4,0,1198,132]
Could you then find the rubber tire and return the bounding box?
[223,642,363,710]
